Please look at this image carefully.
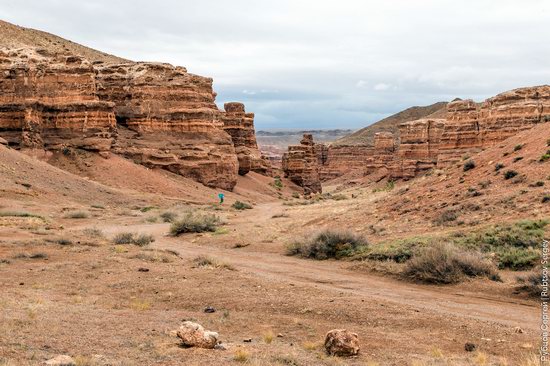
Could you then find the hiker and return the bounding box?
[218,193,224,204]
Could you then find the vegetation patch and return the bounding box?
[503,170,518,180]
[516,270,542,298]
[232,201,252,210]
[112,232,155,246]
[64,211,89,219]
[433,209,459,226]
[287,229,368,260]
[0,211,44,220]
[170,212,221,235]
[160,211,177,223]
[402,243,500,284]
[463,160,476,172]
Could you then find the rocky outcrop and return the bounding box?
[364,132,396,175]
[282,134,322,194]
[176,321,219,349]
[438,86,550,168]
[221,102,271,175]
[95,62,239,189]
[389,119,445,179]
[324,329,360,357]
[0,48,115,153]
[318,145,372,181]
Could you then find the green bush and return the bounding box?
[169,212,221,235]
[402,243,499,284]
[540,150,550,162]
[463,160,476,172]
[513,144,523,151]
[232,201,252,210]
[503,170,518,180]
[286,229,368,260]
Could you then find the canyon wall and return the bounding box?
[316,85,550,181]
[282,134,322,194]
[0,48,115,153]
[0,48,268,190]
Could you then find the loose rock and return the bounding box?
[324,329,360,356]
[176,321,218,349]
[464,342,477,352]
[44,355,76,366]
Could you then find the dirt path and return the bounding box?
[101,202,539,332]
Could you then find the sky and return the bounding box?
[1,0,550,130]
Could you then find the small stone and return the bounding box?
[324,329,360,357]
[138,267,149,272]
[243,338,252,343]
[464,342,476,352]
[204,306,216,313]
[514,326,524,334]
[277,333,284,338]
[44,355,76,366]
[214,343,228,350]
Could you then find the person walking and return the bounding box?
[218,192,225,204]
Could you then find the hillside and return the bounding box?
[334,101,447,146]
[0,19,127,63]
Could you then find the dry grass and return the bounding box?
[287,229,368,260]
[234,348,250,362]
[192,255,235,271]
[170,212,221,235]
[112,232,154,246]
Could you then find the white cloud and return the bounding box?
[2,0,549,129]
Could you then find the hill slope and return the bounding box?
[335,101,448,146]
[0,19,127,63]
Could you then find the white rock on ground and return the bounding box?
[176,321,219,349]
[44,355,76,366]
[324,329,360,356]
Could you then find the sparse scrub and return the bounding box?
[494,163,505,171]
[402,243,499,284]
[503,170,518,180]
[272,176,283,190]
[64,211,89,219]
[232,201,252,210]
[56,238,72,245]
[540,150,550,162]
[112,232,154,246]
[513,156,523,163]
[271,212,289,218]
[169,212,221,235]
[140,206,156,212]
[543,195,550,203]
[287,229,368,260]
[193,255,235,270]
[0,211,43,219]
[233,348,250,362]
[513,144,523,151]
[516,270,542,298]
[160,211,177,222]
[433,209,459,226]
[263,331,274,344]
[463,160,476,172]
[82,227,104,238]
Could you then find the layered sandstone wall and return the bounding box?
[0,48,115,152]
[318,145,372,181]
[95,62,239,190]
[282,134,322,194]
[221,102,271,175]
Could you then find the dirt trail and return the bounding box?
[102,202,538,332]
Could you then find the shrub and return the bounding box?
[540,150,550,162]
[463,160,476,172]
[64,211,89,219]
[402,243,499,284]
[513,156,523,163]
[360,237,428,263]
[113,232,154,246]
[82,227,104,238]
[169,212,221,235]
[0,211,43,219]
[513,144,523,151]
[272,177,283,189]
[503,170,518,180]
[160,211,177,223]
[495,246,539,270]
[543,195,550,203]
[193,255,235,270]
[494,163,505,172]
[286,229,368,260]
[433,209,459,226]
[232,201,252,210]
[516,270,542,298]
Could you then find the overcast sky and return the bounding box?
[2,0,550,130]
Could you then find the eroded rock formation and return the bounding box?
[282,134,322,194]
[221,102,270,175]
[95,62,239,189]
[0,46,268,190]
[0,48,115,153]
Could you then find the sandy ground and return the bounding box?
[0,144,544,365]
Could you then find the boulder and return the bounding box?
[44,355,76,366]
[324,329,360,357]
[281,134,322,194]
[176,321,219,349]
[0,137,7,145]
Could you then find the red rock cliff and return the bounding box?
[0,48,115,152]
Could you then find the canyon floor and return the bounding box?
[0,140,545,366]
